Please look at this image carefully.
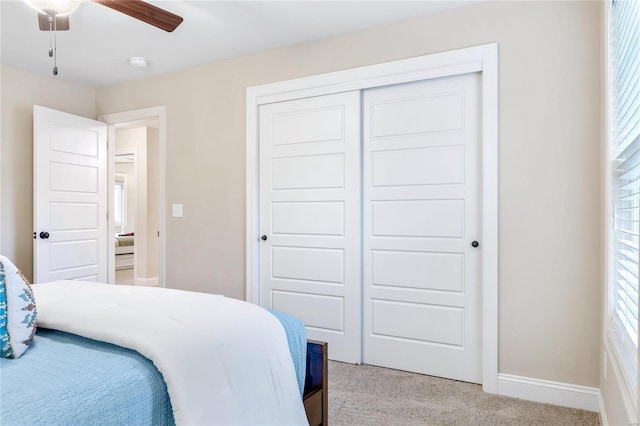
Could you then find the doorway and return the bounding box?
[111,123,160,286]
[100,107,167,287]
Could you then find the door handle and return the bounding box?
[261,235,268,241]
[471,241,479,248]
[39,232,50,239]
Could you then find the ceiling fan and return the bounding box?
[24,0,183,75]
[26,0,184,33]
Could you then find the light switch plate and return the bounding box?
[172,203,183,218]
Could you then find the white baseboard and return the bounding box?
[598,391,609,425]
[134,276,159,286]
[497,374,600,412]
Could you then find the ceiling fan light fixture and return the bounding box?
[129,57,148,68]
[25,0,85,16]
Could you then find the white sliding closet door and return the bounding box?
[259,92,362,363]
[362,74,482,383]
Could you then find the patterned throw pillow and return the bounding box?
[0,256,37,358]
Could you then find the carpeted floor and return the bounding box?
[328,361,600,425]
[115,268,159,286]
[115,267,134,285]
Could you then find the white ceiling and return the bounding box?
[0,0,470,88]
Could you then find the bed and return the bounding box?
[115,234,134,270]
[0,281,328,426]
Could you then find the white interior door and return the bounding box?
[34,105,108,283]
[259,92,361,363]
[362,74,482,383]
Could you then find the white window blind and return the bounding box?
[610,0,640,375]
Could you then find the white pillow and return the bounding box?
[0,256,37,358]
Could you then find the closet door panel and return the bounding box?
[259,91,361,363]
[363,73,482,383]
[371,145,465,186]
[271,201,344,236]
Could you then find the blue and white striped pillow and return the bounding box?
[0,256,37,359]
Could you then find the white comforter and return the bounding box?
[33,281,308,426]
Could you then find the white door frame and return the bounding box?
[245,43,499,393]
[100,106,168,288]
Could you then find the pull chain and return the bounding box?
[53,16,58,76]
[47,15,58,75]
[48,16,53,57]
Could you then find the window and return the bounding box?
[609,0,640,383]
[114,174,126,229]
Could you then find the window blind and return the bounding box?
[611,0,640,373]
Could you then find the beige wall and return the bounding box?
[0,65,96,281]
[94,1,602,387]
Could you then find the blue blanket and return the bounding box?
[0,309,307,426]
[0,329,174,426]
[267,308,307,396]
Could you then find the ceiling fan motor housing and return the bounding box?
[25,0,85,16]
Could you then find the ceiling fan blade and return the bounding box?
[93,0,183,32]
[38,13,70,31]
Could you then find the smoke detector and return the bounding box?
[129,57,148,68]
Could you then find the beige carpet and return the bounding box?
[115,268,159,286]
[328,361,599,425]
[115,267,134,285]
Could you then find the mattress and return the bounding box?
[115,245,134,255]
[0,309,307,426]
[115,235,134,247]
[115,235,134,255]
